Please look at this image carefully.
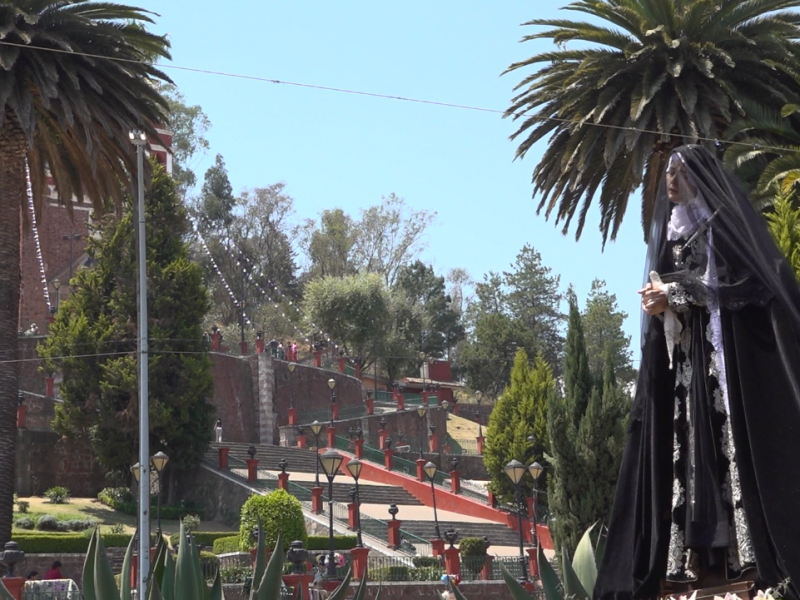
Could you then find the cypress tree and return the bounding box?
[41,162,215,488]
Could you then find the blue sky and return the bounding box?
[142,1,645,359]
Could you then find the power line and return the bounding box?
[0,39,797,155]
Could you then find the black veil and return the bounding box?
[641,145,800,344]
[597,145,800,600]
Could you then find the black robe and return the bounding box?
[594,298,800,600]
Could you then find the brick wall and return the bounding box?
[176,463,252,528]
[16,430,105,497]
[20,200,91,334]
[208,353,260,444]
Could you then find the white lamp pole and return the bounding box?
[130,130,150,595]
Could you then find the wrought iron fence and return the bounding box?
[374,390,394,403]
[338,405,367,420]
[366,555,444,582]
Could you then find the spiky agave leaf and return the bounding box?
[572,523,598,597]
[175,521,202,600]
[93,528,122,600]
[82,528,99,600]
[561,546,589,600]
[209,569,225,600]
[120,529,137,600]
[252,531,284,600]
[499,562,536,600]
[327,568,353,600]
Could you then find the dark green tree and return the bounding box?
[582,279,635,386]
[504,0,800,243]
[484,349,554,503]
[766,189,800,281]
[40,163,215,489]
[547,299,629,556]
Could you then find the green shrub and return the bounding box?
[62,519,96,532]
[219,565,251,584]
[212,535,240,555]
[459,537,488,557]
[170,531,235,548]
[97,487,133,508]
[238,490,306,552]
[183,514,201,532]
[306,535,357,551]
[199,550,219,580]
[16,500,29,514]
[109,523,126,535]
[97,488,204,520]
[14,518,34,530]
[44,486,71,504]
[370,566,410,581]
[412,556,442,568]
[36,515,60,531]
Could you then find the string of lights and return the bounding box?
[191,220,254,329]
[26,163,51,312]
[0,39,797,155]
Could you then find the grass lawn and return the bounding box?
[14,497,236,535]
[446,413,480,442]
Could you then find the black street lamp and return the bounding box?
[309,421,324,487]
[288,362,296,408]
[346,458,364,548]
[328,378,336,425]
[504,459,529,583]
[424,461,442,539]
[475,391,483,437]
[319,449,344,579]
[151,451,169,536]
[416,406,428,458]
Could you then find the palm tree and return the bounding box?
[504,0,800,244]
[0,1,170,544]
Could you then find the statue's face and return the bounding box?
[666,157,697,205]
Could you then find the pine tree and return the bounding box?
[484,349,554,502]
[547,297,629,556]
[41,162,215,487]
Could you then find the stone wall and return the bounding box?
[16,429,105,497]
[176,463,253,528]
[209,353,260,444]
[17,548,126,583]
[394,451,488,481]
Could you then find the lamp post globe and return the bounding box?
[318,449,343,578]
[504,459,530,583]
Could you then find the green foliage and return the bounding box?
[239,491,307,552]
[11,532,135,554]
[581,280,635,385]
[548,298,629,557]
[35,515,61,531]
[16,500,29,514]
[504,0,800,243]
[159,83,211,193]
[97,488,204,520]
[182,514,201,533]
[44,487,71,504]
[766,190,800,281]
[169,531,234,548]
[485,349,554,503]
[41,162,215,482]
[458,245,563,396]
[13,518,33,530]
[212,535,240,555]
[98,488,133,507]
[458,537,488,557]
[34,515,95,532]
[212,533,357,554]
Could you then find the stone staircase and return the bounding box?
[208,442,319,472]
[398,520,523,547]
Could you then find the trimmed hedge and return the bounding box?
[212,534,358,555]
[238,491,306,552]
[97,488,204,520]
[169,531,234,548]
[11,532,142,554]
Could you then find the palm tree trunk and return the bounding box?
[0,121,27,545]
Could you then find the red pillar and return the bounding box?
[246,459,259,483]
[311,487,323,514]
[288,408,297,426]
[278,472,289,491]
[383,449,394,470]
[355,363,362,379]
[347,503,357,530]
[240,341,248,355]
[282,574,311,600]
[392,387,399,400]
[444,546,461,577]
[416,458,426,482]
[327,426,336,449]
[388,520,402,549]
[313,351,322,367]
[218,447,230,468]
[16,405,26,429]
[429,434,439,453]
[45,376,54,397]
[422,391,429,405]
[476,435,485,455]
[481,556,495,581]
[211,332,221,351]
[450,470,461,494]
[350,547,370,580]
[397,394,405,411]
[527,547,539,578]
[297,435,307,449]
[365,398,374,415]
[256,339,265,353]
[332,404,339,420]
[379,431,388,450]
[431,539,445,557]
[354,438,364,459]
[487,491,497,507]
[452,403,459,416]
[527,497,534,522]
[2,577,23,600]
[338,357,346,373]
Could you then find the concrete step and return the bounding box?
[399,520,521,547]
